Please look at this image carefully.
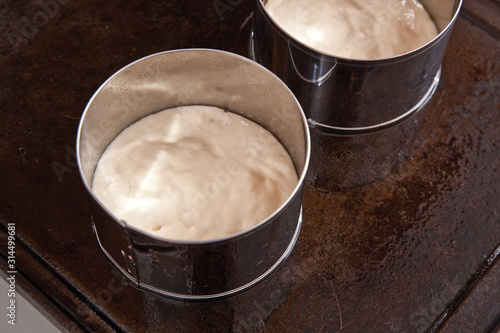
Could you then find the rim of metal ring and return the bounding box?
[249,31,441,137]
[92,209,303,301]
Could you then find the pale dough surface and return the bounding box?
[92,105,298,241]
[265,0,439,59]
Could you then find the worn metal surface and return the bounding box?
[0,0,499,332]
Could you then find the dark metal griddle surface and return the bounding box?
[1,0,499,332]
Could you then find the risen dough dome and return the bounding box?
[265,0,439,60]
[92,105,298,241]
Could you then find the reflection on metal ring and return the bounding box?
[92,219,139,287]
[249,30,260,63]
[308,67,441,136]
[288,43,337,85]
[93,210,303,301]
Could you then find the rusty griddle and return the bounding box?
[0,0,499,332]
